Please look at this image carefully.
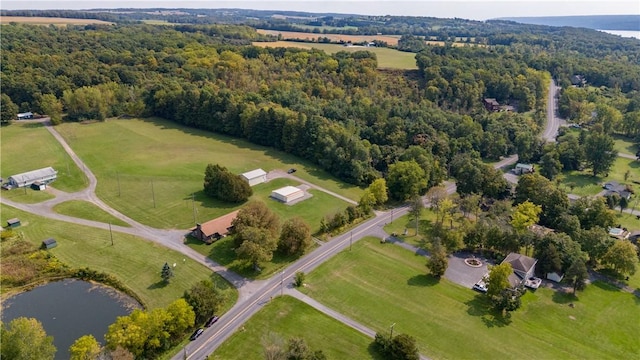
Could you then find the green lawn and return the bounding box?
[558,157,640,196]
[300,237,639,359]
[0,122,88,193]
[53,118,362,229]
[612,134,639,156]
[254,41,417,69]
[0,187,55,203]
[52,200,131,227]
[211,295,383,360]
[0,204,238,310]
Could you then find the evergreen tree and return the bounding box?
[161,262,174,283]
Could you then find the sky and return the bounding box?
[1,0,639,21]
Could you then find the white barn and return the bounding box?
[8,167,58,188]
[241,168,267,186]
[271,186,304,203]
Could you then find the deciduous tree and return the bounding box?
[183,280,226,325]
[487,262,512,298]
[69,335,101,360]
[368,178,389,206]
[387,160,427,201]
[232,200,280,247]
[584,132,617,177]
[1,317,56,360]
[565,259,589,294]
[427,240,448,277]
[278,217,312,256]
[602,241,638,276]
[1,93,19,124]
[236,227,278,270]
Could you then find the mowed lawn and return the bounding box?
[53,118,362,229]
[52,200,130,227]
[252,41,418,69]
[559,156,640,196]
[0,204,237,310]
[211,295,383,360]
[300,237,639,359]
[0,122,88,194]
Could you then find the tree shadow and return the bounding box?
[147,280,169,290]
[366,341,387,360]
[552,289,577,304]
[407,274,439,287]
[21,121,45,128]
[465,294,490,317]
[591,280,622,293]
[481,311,512,328]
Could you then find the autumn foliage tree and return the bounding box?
[1,317,56,360]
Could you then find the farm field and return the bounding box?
[0,121,88,194]
[52,200,131,227]
[211,295,383,360]
[252,41,418,69]
[300,236,639,359]
[0,204,237,310]
[53,118,362,229]
[257,29,402,45]
[0,16,113,25]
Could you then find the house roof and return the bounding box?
[17,112,33,117]
[273,186,302,197]
[484,98,499,106]
[502,253,537,275]
[192,210,239,237]
[241,168,267,180]
[7,218,20,224]
[9,167,57,182]
[516,163,533,169]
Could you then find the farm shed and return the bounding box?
[191,210,239,244]
[271,186,304,203]
[8,167,57,188]
[241,169,267,186]
[6,218,21,228]
[41,238,58,249]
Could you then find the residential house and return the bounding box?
[513,163,534,175]
[602,181,632,200]
[502,253,540,289]
[483,98,500,112]
[571,75,586,87]
[190,210,239,244]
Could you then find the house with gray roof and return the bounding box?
[8,167,57,188]
[502,253,539,289]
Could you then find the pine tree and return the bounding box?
[161,262,174,283]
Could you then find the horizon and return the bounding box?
[2,1,639,21]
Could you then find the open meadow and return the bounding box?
[0,204,237,310]
[252,41,418,69]
[210,295,383,360]
[300,237,639,359]
[0,122,88,194]
[53,118,362,229]
[0,16,113,25]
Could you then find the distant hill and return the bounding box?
[496,15,640,31]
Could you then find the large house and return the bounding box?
[7,167,58,188]
[190,210,239,244]
[502,253,540,289]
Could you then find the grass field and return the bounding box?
[52,200,131,227]
[300,237,639,359]
[53,118,362,229]
[257,29,402,45]
[612,134,639,156]
[559,157,640,196]
[252,41,418,70]
[0,16,113,25]
[211,295,383,360]
[0,122,88,194]
[0,204,238,310]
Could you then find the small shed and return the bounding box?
[241,169,267,186]
[41,238,58,249]
[271,186,304,203]
[546,272,564,283]
[6,218,21,228]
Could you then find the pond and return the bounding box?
[1,279,141,359]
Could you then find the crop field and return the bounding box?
[300,236,639,359]
[53,118,362,229]
[257,29,402,45]
[211,296,383,359]
[0,16,113,25]
[0,121,88,195]
[252,41,418,69]
[0,204,237,310]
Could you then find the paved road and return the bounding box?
[543,79,563,142]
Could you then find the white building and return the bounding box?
[8,167,58,188]
[241,168,267,186]
[271,186,304,203]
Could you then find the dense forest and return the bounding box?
[1,14,639,187]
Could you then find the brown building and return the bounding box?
[483,98,500,112]
[191,210,239,244]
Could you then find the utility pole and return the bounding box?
[117,171,121,197]
[151,180,156,208]
[390,323,396,340]
[109,222,114,246]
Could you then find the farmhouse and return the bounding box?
[8,167,57,188]
[502,252,540,289]
[191,210,239,244]
[241,168,267,186]
[17,112,33,120]
[271,186,304,203]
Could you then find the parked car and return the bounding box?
[287,168,297,174]
[204,315,219,327]
[472,283,488,293]
[189,328,204,341]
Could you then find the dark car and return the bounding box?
[204,315,219,327]
[189,328,204,341]
[287,168,297,174]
